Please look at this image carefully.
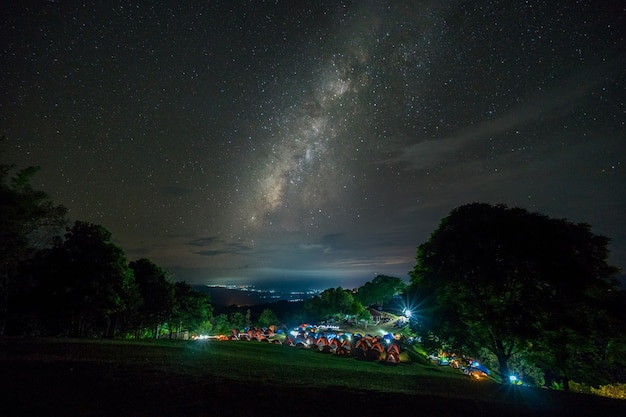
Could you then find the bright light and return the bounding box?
[509,375,517,382]
[403,308,412,318]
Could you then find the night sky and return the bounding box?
[2,1,624,290]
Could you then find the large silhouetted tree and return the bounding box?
[129,258,174,338]
[0,155,67,335]
[170,281,212,337]
[35,221,136,337]
[410,203,619,388]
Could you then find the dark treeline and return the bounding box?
[6,220,212,338]
[0,156,213,338]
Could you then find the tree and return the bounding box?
[34,221,136,337]
[257,308,279,328]
[212,313,232,335]
[0,158,67,335]
[302,287,361,322]
[228,311,250,331]
[356,275,407,307]
[129,258,174,338]
[170,281,212,337]
[410,203,619,387]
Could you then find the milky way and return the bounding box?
[2,1,624,289]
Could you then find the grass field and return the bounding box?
[1,337,624,416]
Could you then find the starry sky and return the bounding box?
[2,1,625,290]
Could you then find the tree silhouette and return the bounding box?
[410,203,619,388]
[35,221,135,337]
[129,258,174,338]
[0,156,67,335]
[356,275,406,307]
[170,281,212,337]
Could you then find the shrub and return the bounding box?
[591,383,626,400]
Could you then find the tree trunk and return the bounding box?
[496,352,511,382]
[562,376,570,392]
[490,334,512,383]
[112,316,118,337]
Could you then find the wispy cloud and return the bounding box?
[383,66,609,171]
[188,237,219,247]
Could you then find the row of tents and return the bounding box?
[226,325,403,364]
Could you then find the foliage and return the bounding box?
[355,275,407,307]
[351,301,372,322]
[590,383,626,400]
[128,258,174,338]
[32,221,136,337]
[601,290,626,382]
[170,281,213,334]
[0,157,67,335]
[476,347,545,386]
[257,308,279,328]
[5,218,213,338]
[302,287,364,322]
[228,311,249,330]
[1,152,215,338]
[410,203,620,386]
[212,313,233,335]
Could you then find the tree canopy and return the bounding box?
[34,221,136,337]
[170,281,213,336]
[302,287,365,323]
[410,203,620,388]
[0,159,67,335]
[129,258,175,338]
[355,275,406,307]
[257,308,279,328]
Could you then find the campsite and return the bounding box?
[1,337,624,417]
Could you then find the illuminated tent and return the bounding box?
[385,342,401,364]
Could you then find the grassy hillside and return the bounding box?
[0,338,623,416]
